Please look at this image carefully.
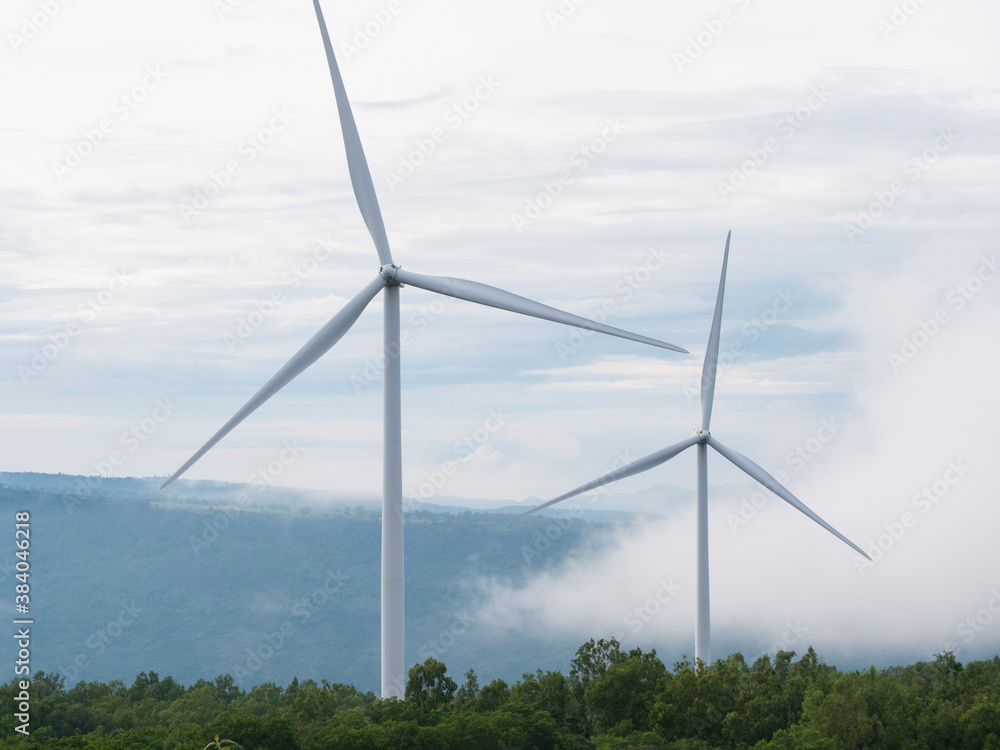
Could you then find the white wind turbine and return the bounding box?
[525,233,870,665]
[162,0,688,698]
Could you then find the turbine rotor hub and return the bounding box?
[379,264,401,285]
[695,429,711,444]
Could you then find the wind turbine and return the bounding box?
[162,0,688,698]
[524,232,870,665]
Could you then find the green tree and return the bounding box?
[476,678,510,712]
[405,658,457,712]
[161,685,219,726]
[750,727,836,749]
[456,668,480,709]
[586,650,666,734]
[962,693,1000,749]
[799,666,914,749]
[651,656,736,743]
[511,669,571,726]
[213,674,243,705]
[569,638,627,732]
[128,671,160,702]
[572,638,627,685]
[203,734,244,750]
[208,714,300,750]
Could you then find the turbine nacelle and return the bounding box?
[379,264,402,285]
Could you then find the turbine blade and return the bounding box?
[393,268,688,354]
[312,0,393,267]
[706,435,871,560]
[701,231,731,431]
[161,275,387,488]
[522,435,700,515]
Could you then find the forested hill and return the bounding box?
[0,482,602,693]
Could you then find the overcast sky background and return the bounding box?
[2,0,999,666]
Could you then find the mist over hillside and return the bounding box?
[0,472,936,695]
[0,475,615,692]
[0,469,700,521]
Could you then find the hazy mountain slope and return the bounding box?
[2,483,603,693]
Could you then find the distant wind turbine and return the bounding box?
[162,0,688,698]
[524,232,870,665]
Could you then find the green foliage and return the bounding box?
[202,735,245,750]
[1,648,999,749]
[405,657,457,711]
[750,727,835,749]
[476,678,511,712]
[586,649,666,734]
[207,714,298,750]
[455,669,480,709]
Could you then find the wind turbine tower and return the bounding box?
[163,0,688,697]
[526,233,871,664]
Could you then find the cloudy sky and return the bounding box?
[3,0,999,665]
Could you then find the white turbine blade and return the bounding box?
[707,436,871,560]
[312,0,393,267]
[394,268,688,354]
[522,435,700,515]
[701,230,731,431]
[161,275,387,488]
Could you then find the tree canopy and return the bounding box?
[1,643,998,749]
